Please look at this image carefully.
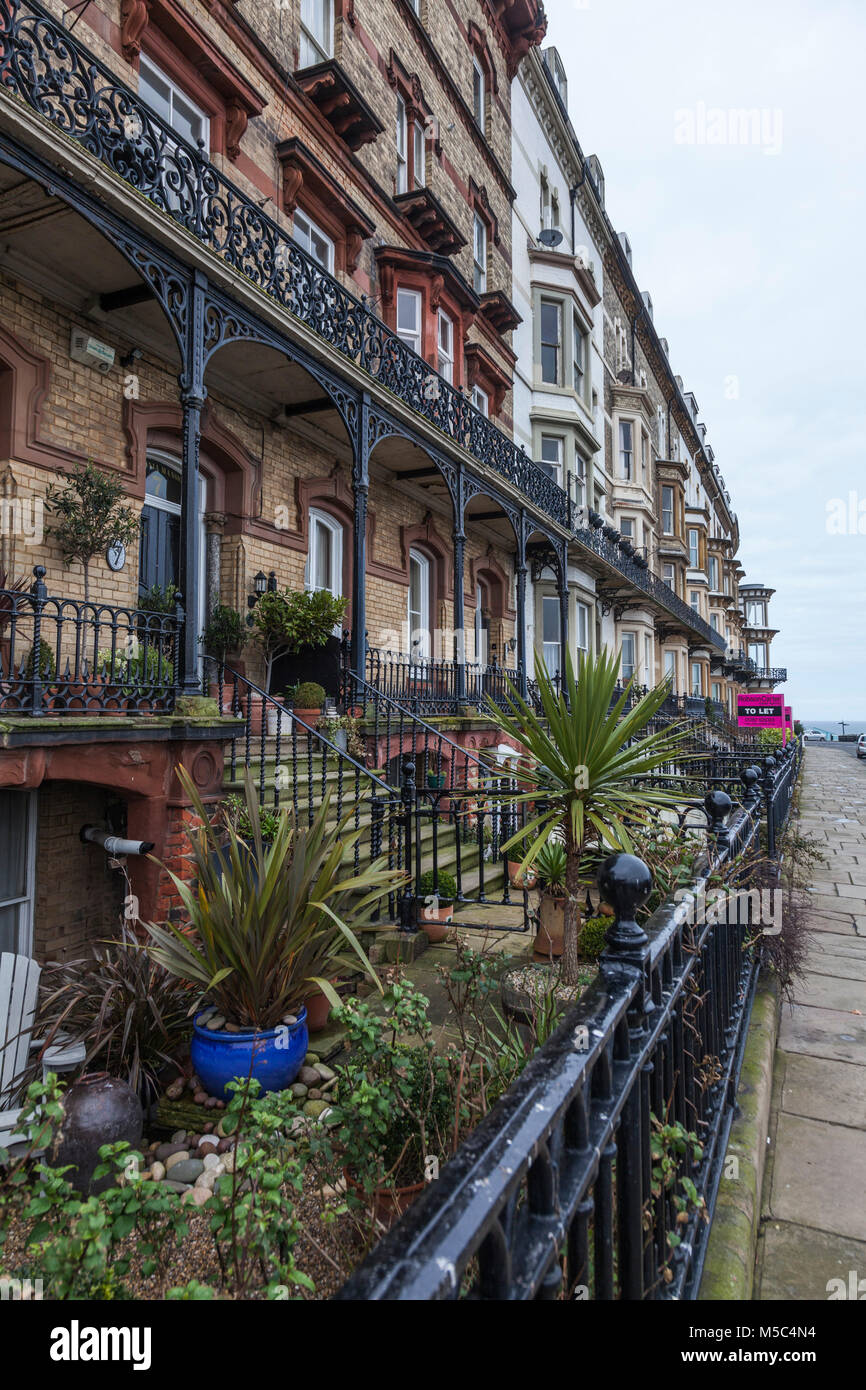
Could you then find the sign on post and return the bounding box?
[737,692,786,742]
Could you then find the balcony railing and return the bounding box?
[357,644,518,716]
[0,568,181,715]
[749,667,787,683]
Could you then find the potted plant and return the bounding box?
[507,834,539,891]
[416,868,456,941]
[484,647,691,986]
[252,588,346,694]
[292,680,325,726]
[145,768,403,1096]
[316,711,365,759]
[534,839,568,957]
[45,460,138,604]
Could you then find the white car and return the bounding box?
[803,729,829,743]
[857,734,866,760]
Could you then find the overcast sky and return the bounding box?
[547,0,866,724]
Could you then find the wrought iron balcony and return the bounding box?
[748,667,787,684]
[0,0,726,654]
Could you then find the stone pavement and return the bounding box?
[756,746,866,1300]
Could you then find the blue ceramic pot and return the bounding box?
[190,1008,309,1097]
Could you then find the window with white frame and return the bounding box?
[573,318,586,396]
[710,613,720,633]
[472,57,485,130]
[664,649,676,690]
[540,300,562,384]
[640,429,648,477]
[708,554,719,591]
[711,682,722,703]
[299,0,333,67]
[662,484,674,534]
[644,634,652,685]
[396,95,408,193]
[620,633,636,682]
[473,213,487,293]
[0,790,36,955]
[306,508,343,597]
[746,600,767,626]
[657,405,666,456]
[138,57,209,212]
[689,590,700,612]
[691,661,702,697]
[688,528,700,568]
[396,288,422,354]
[413,117,425,188]
[619,517,634,538]
[748,641,767,667]
[437,309,454,383]
[408,549,431,659]
[619,420,633,479]
[539,434,563,486]
[541,595,561,677]
[292,208,335,272]
[575,600,589,657]
[471,384,489,416]
[662,562,675,591]
[573,452,587,508]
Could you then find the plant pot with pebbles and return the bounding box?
[415,869,456,942]
[145,768,400,1098]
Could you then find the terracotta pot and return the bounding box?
[535,894,577,958]
[208,681,238,715]
[508,860,538,891]
[304,983,336,1033]
[49,1071,142,1194]
[292,706,322,727]
[344,1168,425,1226]
[242,692,265,734]
[416,900,454,942]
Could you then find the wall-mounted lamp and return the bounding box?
[247,571,277,625]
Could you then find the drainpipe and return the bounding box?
[569,157,588,256]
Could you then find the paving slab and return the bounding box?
[790,971,866,1013]
[780,1053,866,1129]
[769,1113,866,1241]
[778,1002,866,1065]
[804,948,866,981]
[758,1223,866,1301]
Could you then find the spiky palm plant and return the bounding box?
[144,768,404,1030]
[485,648,694,984]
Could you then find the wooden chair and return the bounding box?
[0,952,86,1150]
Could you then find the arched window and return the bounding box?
[474,581,490,667]
[408,548,431,660]
[306,508,343,597]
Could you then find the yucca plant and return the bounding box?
[144,768,404,1030]
[485,648,694,984]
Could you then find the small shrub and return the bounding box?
[418,868,457,903]
[578,915,609,959]
[293,681,325,708]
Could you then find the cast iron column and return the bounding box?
[453,470,466,705]
[351,394,371,685]
[516,516,528,698]
[178,269,207,694]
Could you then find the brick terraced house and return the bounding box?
[0,0,785,991]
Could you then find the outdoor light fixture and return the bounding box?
[247,570,277,624]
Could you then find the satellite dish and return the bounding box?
[538,227,563,248]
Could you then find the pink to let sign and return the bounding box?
[784,706,793,731]
[737,693,785,730]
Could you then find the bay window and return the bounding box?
[576,601,589,658]
[471,384,489,416]
[473,214,487,293]
[292,208,334,272]
[540,300,562,384]
[619,420,633,479]
[662,485,674,535]
[621,633,636,682]
[396,288,422,355]
[541,595,561,678]
[437,309,454,383]
[573,452,587,508]
[688,528,700,568]
[539,434,563,486]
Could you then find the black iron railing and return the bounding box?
[0,0,732,654]
[342,665,532,932]
[750,667,787,684]
[362,643,517,716]
[334,746,802,1301]
[0,567,181,715]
